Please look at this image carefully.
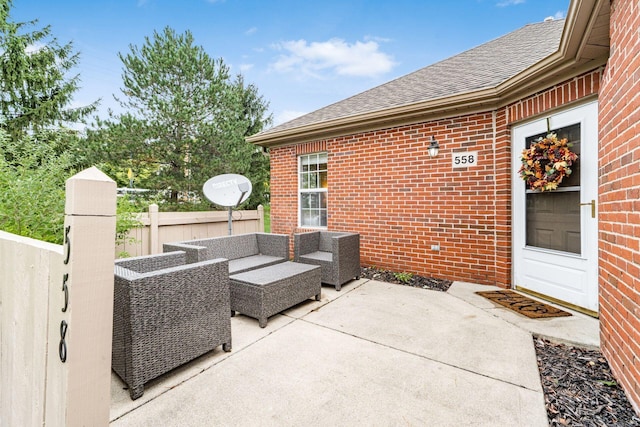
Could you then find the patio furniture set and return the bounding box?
[112,231,360,399]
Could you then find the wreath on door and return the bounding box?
[518,132,578,191]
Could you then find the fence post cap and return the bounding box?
[65,167,116,216]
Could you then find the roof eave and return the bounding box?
[496,52,608,107]
[497,0,608,102]
[248,89,502,148]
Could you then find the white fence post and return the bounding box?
[149,203,159,254]
[258,204,265,232]
[44,167,116,426]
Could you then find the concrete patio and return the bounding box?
[110,279,599,426]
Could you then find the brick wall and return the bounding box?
[507,68,604,123]
[494,108,511,287]
[270,112,508,285]
[599,0,640,413]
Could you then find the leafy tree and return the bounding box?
[229,75,271,207]
[0,0,96,138]
[87,27,271,209]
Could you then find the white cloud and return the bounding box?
[543,11,566,21]
[496,0,525,7]
[245,27,257,36]
[239,63,254,72]
[553,10,566,19]
[364,35,392,43]
[25,42,45,54]
[270,38,396,79]
[274,110,307,126]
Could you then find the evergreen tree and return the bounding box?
[0,0,96,138]
[89,26,271,209]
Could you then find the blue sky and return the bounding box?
[11,0,570,128]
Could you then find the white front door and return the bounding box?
[512,101,599,314]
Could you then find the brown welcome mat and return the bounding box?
[476,290,572,319]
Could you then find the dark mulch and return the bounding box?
[360,267,640,425]
[535,337,640,426]
[360,266,452,292]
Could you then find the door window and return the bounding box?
[525,123,581,254]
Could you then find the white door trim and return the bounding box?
[512,101,599,312]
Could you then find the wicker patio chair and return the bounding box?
[294,231,360,291]
[112,251,231,400]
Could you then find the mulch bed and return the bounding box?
[360,266,640,425]
[360,266,452,292]
[535,338,640,426]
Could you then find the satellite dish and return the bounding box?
[203,174,253,208]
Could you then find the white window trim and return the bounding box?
[298,153,328,229]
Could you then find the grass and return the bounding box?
[263,204,271,233]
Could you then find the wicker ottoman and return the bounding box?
[229,261,321,327]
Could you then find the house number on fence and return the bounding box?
[60,224,71,363]
[452,151,478,168]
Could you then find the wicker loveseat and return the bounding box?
[112,251,231,400]
[163,232,289,275]
[294,231,361,291]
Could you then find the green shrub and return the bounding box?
[393,271,414,284]
[0,129,142,246]
[263,204,271,233]
[0,130,70,243]
[115,196,143,258]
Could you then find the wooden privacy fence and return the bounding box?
[0,167,116,427]
[116,204,265,257]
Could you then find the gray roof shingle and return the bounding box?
[257,19,565,137]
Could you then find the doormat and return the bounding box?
[476,290,572,319]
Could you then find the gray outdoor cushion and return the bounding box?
[229,255,285,274]
[300,251,332,263]
[200,233,260,260]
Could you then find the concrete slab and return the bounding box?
[110,313,296,420]
[448,281,600,349]
[281,278,368,320]
[110,320,547,427]
[110,278,367,420]
[304,280,543,391]
[109,278,599,425]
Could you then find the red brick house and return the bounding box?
[248,0,640,412]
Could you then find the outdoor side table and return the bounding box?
[229,261,321,328]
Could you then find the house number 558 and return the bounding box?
[452,151,478,168]
[60,225,71,363]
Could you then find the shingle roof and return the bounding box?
[256,19,565,137]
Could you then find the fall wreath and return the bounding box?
[519,132,578,191]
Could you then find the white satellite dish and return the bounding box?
[203,174,253,235]
[203,174,252,207]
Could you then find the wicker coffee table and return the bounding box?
[229,261,322,327]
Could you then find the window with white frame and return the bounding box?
[299,152,328,227]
